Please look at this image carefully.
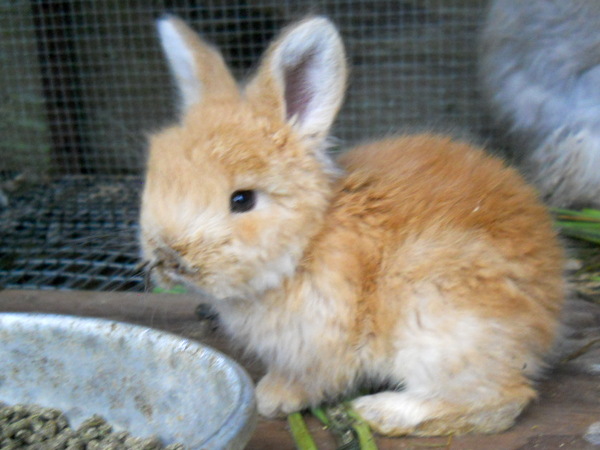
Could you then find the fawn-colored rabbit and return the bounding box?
[140,16,565,436]
[480,0,600,208]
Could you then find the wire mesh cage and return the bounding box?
[1,0,488,292]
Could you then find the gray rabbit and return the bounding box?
[479,0,600,207]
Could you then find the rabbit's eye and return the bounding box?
[230,190,256,213]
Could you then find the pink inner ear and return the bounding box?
[283,51,316,123]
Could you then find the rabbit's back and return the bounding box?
[331,134,563,326]
[337,134,556,249]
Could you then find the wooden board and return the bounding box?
[0,289,599,449]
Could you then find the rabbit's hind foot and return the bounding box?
[351,385,534,436]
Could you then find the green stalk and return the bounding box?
[344,404,379,450]
[310,407,330,427]
[288,412,318,450]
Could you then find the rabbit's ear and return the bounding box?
[246,17,347,143]
[157,15,239,113]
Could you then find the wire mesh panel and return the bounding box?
[0,0,488,291]
[0,177,143,291]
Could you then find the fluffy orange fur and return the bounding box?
[140,16,565,436]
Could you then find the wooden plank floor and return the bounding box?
[0,289,598,449]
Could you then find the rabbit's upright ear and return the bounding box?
[246,17,347,144]
[157,15,239,113]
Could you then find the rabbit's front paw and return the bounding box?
[256,372,310,418]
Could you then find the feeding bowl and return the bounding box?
[0,313,257,449]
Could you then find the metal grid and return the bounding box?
[0,0,487,291]
[0,177,144,291]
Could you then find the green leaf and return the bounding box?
[553,208,600,245]
[152,285,187,294]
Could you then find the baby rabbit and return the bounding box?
[480,0,600,208]
[140,16,565,436]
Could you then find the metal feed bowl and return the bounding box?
[0,313,257,449]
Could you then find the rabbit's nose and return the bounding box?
[154,246,179,265]
[154,246,197,275]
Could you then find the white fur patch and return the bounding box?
[157,18,202,111]
[248,250,297,294]
[352,392,433,433]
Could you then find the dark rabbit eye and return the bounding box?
[230,190,256,213]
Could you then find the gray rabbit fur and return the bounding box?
[479,0,600,207]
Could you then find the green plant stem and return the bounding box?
[288,412,318,450]
[310,407,330,427]
[344,404,378,450]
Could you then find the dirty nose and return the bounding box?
[154,246,180,269]
[153,246,197,276]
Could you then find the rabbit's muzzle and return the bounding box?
[142,246,200,289]
[154,246,194,272]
